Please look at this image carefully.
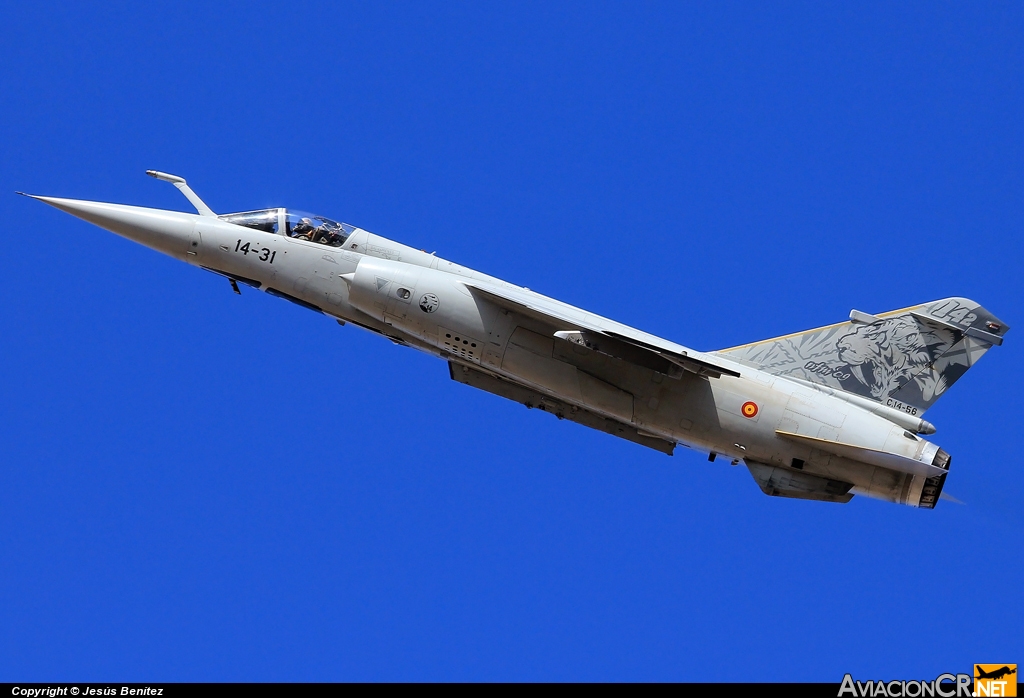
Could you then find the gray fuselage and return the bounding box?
[30,194,957,508]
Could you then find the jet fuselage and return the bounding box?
[28,185,994,509]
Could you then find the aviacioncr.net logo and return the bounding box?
[839,673,973,697]
[974,665,1017,697]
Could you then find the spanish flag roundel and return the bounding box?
[741,401,758,418]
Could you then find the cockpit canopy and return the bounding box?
[219,208,356,248]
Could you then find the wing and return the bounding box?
[745,462,854,503]
[464,280,740,380]
[449,362,676,455]
[448,280,742,455]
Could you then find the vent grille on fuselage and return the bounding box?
[440,328,481,362]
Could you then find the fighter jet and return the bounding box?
[19,172,1010,508]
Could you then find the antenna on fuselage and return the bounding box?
[146,170,216,217]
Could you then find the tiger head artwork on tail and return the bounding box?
[716,297,1007,414]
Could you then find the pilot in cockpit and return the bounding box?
[314,225,343,246]
[291,217,316,240]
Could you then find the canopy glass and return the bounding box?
[219,208,355,248]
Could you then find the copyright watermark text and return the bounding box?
[11,689,163,697]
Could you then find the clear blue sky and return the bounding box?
[1,1,1020,682]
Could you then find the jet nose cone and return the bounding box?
[21,194,199,259]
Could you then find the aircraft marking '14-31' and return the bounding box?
[19,172,1010,508]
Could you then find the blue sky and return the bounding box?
[1,1,1021,682]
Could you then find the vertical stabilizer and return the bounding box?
[715,298,1008,415]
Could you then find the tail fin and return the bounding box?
[715,297,1008,414]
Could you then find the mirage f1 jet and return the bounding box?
[20,172,1010,508]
